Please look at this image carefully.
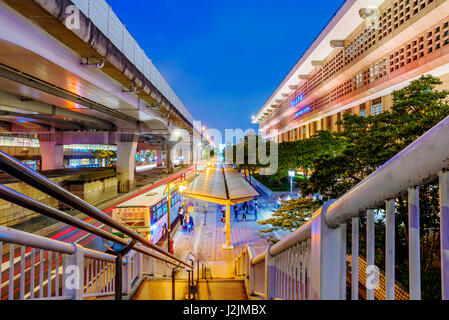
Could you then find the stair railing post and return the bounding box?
[115,253,124,300]
[62,243,84,300]
[188,270,191,300]
[264,245,275,300]
[172,268,176,301]
[311,200,346,300]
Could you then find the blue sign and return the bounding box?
[294,105,311,118]
[290,94,304,108]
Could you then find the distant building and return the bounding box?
[253,0,449,142]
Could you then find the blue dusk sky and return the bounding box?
[107,0,345,135]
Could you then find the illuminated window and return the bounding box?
[360,103,367,117]
[371,98,383,115]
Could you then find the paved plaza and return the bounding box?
[172,195,289,278]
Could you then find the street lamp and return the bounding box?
[288,170,296,198]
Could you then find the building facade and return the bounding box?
[253,0,449,142]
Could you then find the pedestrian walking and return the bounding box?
[234,205,239,221]
[178,206,184,225]
[242,203,248,221]
[254,206,258,221]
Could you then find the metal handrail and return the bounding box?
[325,113,449,227]
[0,150,192,269]
[0,225,75,255]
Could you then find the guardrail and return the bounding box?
[0,150,194,300]
[236,112,449,300]
[70,0,192,123]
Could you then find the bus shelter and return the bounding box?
[182,163,259,250]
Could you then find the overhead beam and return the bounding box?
[0,64,140,128]
[0,111,83,130]
[0,90,114,130]
[0,120,11,132]
[330,40,345,48]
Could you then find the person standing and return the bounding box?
[254,206,258,221]
[234,205,239,221]
[179,206,184,226]
[242,202,247,221]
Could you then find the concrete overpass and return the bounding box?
[0,0,205,191]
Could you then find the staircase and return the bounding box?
[197,279,248,300]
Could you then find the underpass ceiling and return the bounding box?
[0,38,167,131]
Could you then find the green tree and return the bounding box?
[258,197,321,244]
[92,149,117,167]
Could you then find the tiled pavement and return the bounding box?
[172,197,289,267]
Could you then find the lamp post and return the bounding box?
[288,170,296,199]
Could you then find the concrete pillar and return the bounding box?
[156,149,163,167]
[116,133,139,193]
[164,142,174,174]
[38,132,63,171]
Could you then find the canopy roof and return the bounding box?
[185,163,259,205]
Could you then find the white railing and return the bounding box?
[236,113,449,300]
[70,0,193,123]
[0,226,177,300]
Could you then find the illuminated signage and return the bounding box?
[294,105,311,118]
[290,94,304,107]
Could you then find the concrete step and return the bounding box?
[131,279,189,300]
[197,279,248,300]
[131,278,248,300]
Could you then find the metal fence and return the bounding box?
[235,112,449,300]
[0,150,196,300]
[70,0,193,123]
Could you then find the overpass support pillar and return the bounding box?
[117,133,139,193]
[164,142,174,174]
[38,132,63,171]
[156,149,163,167]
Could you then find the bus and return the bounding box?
[112,184,182,244]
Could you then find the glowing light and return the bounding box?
[294,105,311,118]
[291,94,304,107]
[288,170,296,178]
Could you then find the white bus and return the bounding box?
[112,184,182,244]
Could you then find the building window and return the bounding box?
[360,103,367,117]
[371,98,382,115]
